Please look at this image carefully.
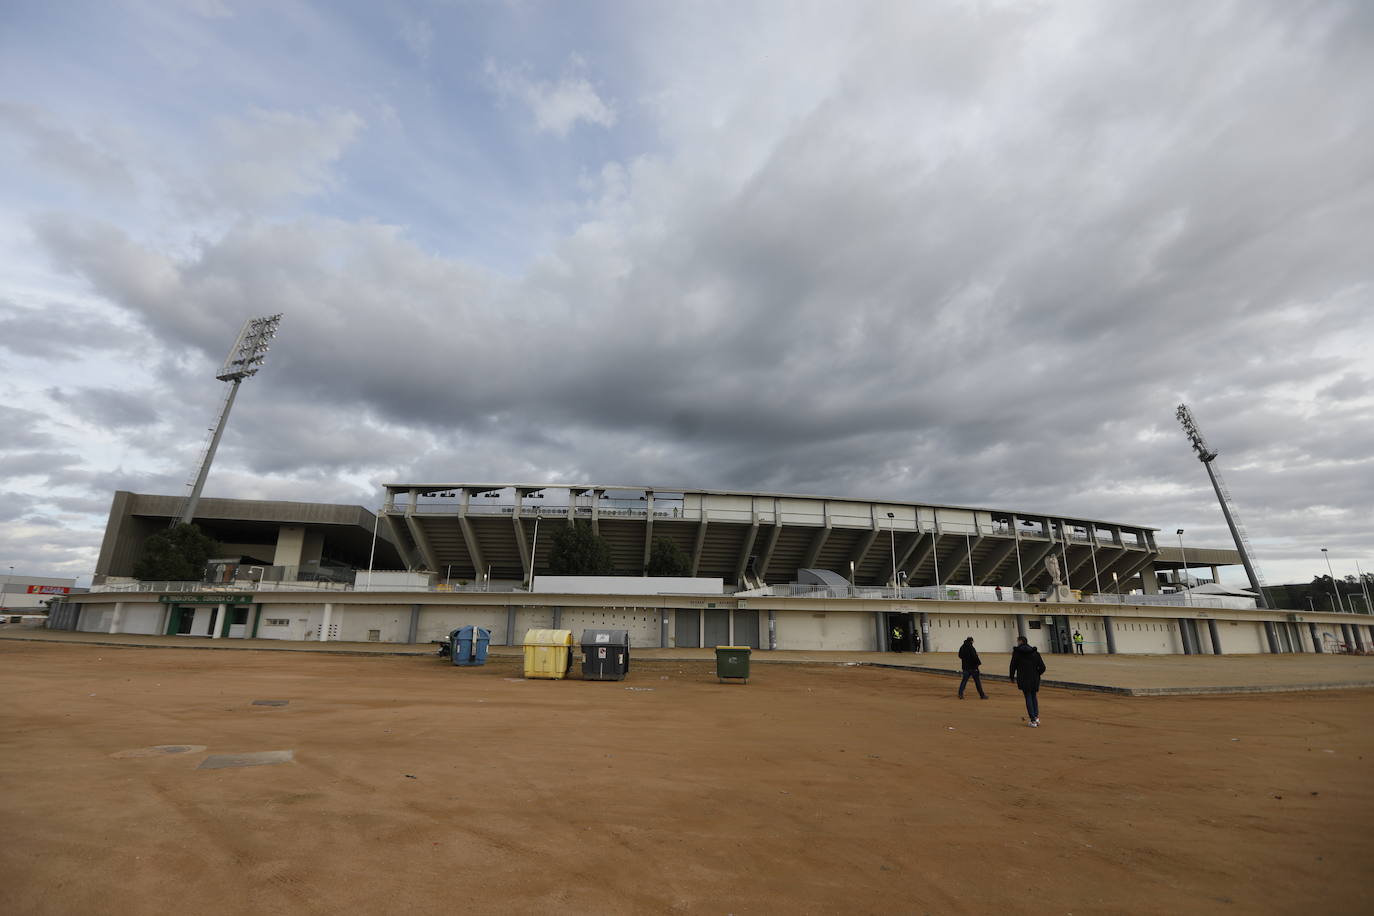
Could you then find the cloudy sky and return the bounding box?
[2,0,1370,589]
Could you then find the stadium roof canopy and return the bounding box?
[380,482,1177,591]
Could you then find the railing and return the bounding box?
[403,504,683,519]
[92,580,355,594]
[82,580,1288,611]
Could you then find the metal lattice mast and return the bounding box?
[1175,403,1270,608]
[175,314,283,526]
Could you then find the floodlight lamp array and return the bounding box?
[1175,403,1217,463]
[216,313,283,381]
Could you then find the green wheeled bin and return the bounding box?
[715,645,751,683]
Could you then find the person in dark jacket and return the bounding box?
[956,636,988,699]
[1008,636,1046,727]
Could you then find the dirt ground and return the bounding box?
[1,643,1371,915]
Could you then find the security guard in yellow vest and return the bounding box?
[1072,630,1085,654]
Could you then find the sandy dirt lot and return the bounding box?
[1,642,1371,915]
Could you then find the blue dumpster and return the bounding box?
[451,626,492,666]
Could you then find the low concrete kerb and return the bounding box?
[861,662,1374,697]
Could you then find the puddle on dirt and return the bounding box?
[198,750,295,769]
[111,745,207,759]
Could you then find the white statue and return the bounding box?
[1045,554,1062,586]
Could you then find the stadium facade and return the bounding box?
[56,484,1373,657]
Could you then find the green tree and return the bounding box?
[545,520,615,576]
[132,524,221,581]
[645,536,692,577]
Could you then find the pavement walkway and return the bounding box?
[4,626,1373,695]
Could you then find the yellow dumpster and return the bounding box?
[522,628,574,679]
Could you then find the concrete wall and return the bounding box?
[925,614,1021,652]
[1110,618,1184,654]
[255,605,325,641]
[774,611,872,651]
[417,606,510,644]
[1216,620,1267,654]
[335,604,413,644]
[560,608,661,647]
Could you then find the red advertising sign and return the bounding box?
[27,585,71,595]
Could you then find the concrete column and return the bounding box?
[874,612,886,652]
[1178,620,1192,655]
[1264,621,1280,654]
[407,604,420,644]
[1016,614,1027,641]
[1210,565,1220,584]
[661,610,669,649]
[552,606,562,629]
[506,606,516,645]
[244,604,259,639]
[1308,622,1323,653]
[212,603,226,639]
[109,601,126,635]
[319,603,333,641]
[767,609,776,650]
[1352,626,1366,652]
[919,612,930,653]
[1103,616,1117,654]
[1207,619,1222,655]
[1292,623,1306,653]
[1340,623,1353,651]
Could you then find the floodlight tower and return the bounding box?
[176,314,282,526]
[1175,403,1269,608]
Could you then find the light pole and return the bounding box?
[1321,548,1346,612]
[1111,571,1119,597]
[1357,560,1372,615]
[178,314,282,526]
[965,533,975,587]
[527,515,542,591]
[1176,529,1191,605]
[886,512,897,591]
[1,566,12,611]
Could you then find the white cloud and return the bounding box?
[485,60,617,136]
[398,15,433,64]
[204,108,364,209]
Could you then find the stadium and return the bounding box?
[55,483,1372,657]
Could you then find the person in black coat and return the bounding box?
[956,637,988,699]
[1008,636,1047,727]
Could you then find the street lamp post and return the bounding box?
[1357,560,1372,615]
[886,512,897,591]
[1321,548,1346,612]
[1176,529,1191,606]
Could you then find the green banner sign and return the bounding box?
[158,593,255,604]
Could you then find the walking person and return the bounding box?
[956,636,988,699]
[1009,636,1046,727]
[1073,630,1085,654]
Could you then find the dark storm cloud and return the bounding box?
[8,1,1373,583]
[46,386,160,428]
[0,406,58,449]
